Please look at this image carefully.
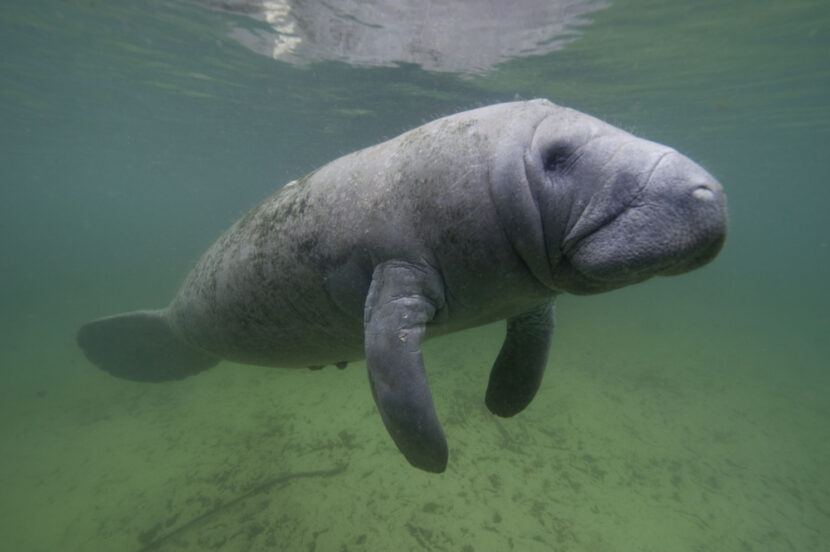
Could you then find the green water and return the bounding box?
[1,0,828,550]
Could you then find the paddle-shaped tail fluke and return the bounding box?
[77,310,219,382]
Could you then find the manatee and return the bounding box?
[77,99,727,473]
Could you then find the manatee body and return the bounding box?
[77,99,727,472]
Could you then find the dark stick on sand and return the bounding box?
[136,463,348,552]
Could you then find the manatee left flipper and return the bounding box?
[485,300,555,417]
[363,261,448,473]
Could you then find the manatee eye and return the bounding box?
[543,144,572,172]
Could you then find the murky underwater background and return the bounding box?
[1,0,828,550]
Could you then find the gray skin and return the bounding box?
[77,99,727,473]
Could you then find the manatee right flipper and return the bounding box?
[485,300,555,417]
[363,261,448,473]
[76,310,219,382]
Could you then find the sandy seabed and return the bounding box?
[1,290,827,552]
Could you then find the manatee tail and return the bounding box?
[76,309,219,382]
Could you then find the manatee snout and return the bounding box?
[558,148,727,294]
[649,152,727,275]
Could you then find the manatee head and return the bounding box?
[515,104,727,295]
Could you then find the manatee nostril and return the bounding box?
[690,179,724,202]
[692,185,716,201]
